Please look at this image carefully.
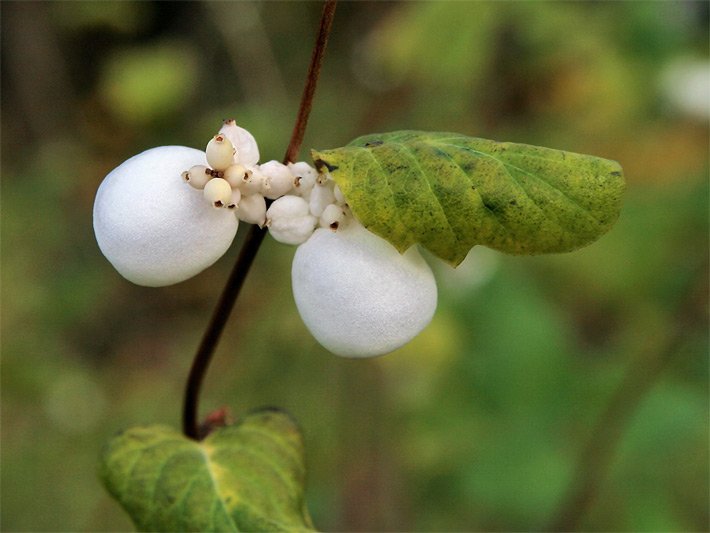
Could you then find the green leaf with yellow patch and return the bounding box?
[100,409,314,532]
[312,131,624,265]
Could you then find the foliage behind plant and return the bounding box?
[1,2,707,532]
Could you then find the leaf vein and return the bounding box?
[436,141,594,238]
[437,140,597,221]
[201,445,239,531]
[430,144,514,237]
[397,142,461,248]
[360,148,408,240]
[234,426,302,466]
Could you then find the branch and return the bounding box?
[182,0,338,440]
[283,0,337,164]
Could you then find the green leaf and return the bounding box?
[312,131,625,265]
[100,409,314,532]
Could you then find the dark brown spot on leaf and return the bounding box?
[314,158,338,173]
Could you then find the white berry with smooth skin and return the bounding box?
[219,119,260,167]
[93,146,238,286]
[227,188,242,210]
[235,193,267,226]
[309,182,336,217]
[206,134,235,171]
[319,203,346,230]
[333,183,346,205]
[224,164,248,189]
[203,177,232,208]
[182,165,211,189]
[292,223,437,358]
[289,162,318,197]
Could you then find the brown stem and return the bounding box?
[182,0,338,440]
[182,225,266,440]
[283,0,337,164]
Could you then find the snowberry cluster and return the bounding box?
[182,120,351,246]
[93,120,437,357]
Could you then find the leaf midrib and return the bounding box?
[199,444,240,532]
[434,139,601,221]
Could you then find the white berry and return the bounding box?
[206,134,235,171]
[333,183,346,205]
[203,178,232,208]
[309,182,336,217]
[182,165,211,189]
[93,146,238,286]
[292,223,437,358]
[266,195,317,245]
[226,188,242,210]
[219,119,260,166]
[224,164,248,189]
[319,203,346,230]
[235,193,267,226]
[240,166,266,195]
[260,160,294,199]
[289,162,318,197]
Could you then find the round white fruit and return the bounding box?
[266,195,316,245]
[292,223,437,358]
[235,193,266,226]
[93,146,238,286]
[260,160,295,199]
[309,182,336,217]
[203,177,232,208]
[219,119,260,167]
[205,135,235,171]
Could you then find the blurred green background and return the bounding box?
[1,1,708,531]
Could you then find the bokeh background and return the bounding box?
[2,1,708,531]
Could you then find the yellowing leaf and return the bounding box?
[100,409,314,532]
[312,131,625,265]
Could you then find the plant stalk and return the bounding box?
[182,0,337,440]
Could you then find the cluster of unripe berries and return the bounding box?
[93,120,437,358]
[181,120,351,245]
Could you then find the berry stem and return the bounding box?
[182,0,337,440]
[284,0,337,164]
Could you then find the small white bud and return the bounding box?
[240,166,266,195]
[288,162,318,198]
[292,223,437,358]
[309,182,336,217]
[260,160,294,199]
[206,134,235,171]
[224,164,248,189]
[266,195,317,245]
[319,203,347,231]
[333,183,346,205]
[219,119,260,166]
[267,194,310,219]
[226,188,242,210]
[203,177,232,208]
[236,193,267,226]
[182,165,212,189]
